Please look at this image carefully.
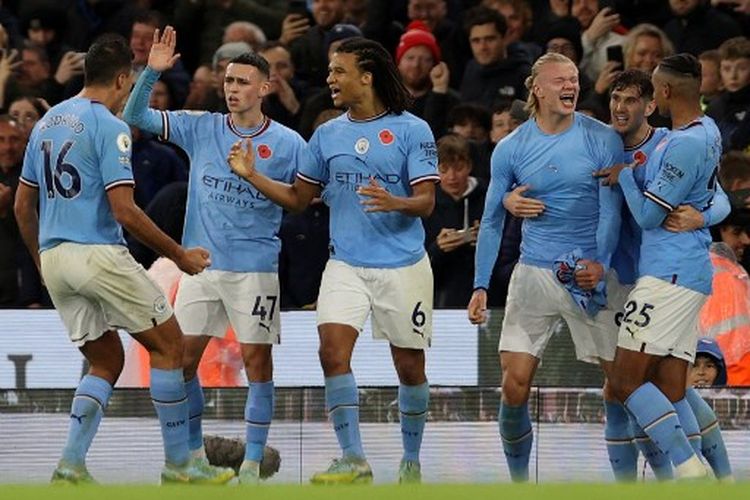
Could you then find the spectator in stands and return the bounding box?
[624,24,674,75]
[223,21,267,50]
[130,11,189,108]
[484,0,542,65]
[8,96,46,140]
[573,0,625,82]
[664,0,742,56]
[396,21,460,138]
[22,8,72,69]
[543,17,596,108]
[183,64,216,110]
[689,338,727,387]
[0,116,23,307]
[707,37,750,153]
[699,49,724,110]
[297,24,362,139]
[288,0,347,89]
[460,6,530,109]
[448,104,491,144]
[259,42,307,129]
[173,0,285,71]
[490,99,521,144]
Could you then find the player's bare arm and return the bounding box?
[107,185,210,274]
[228,138,319,213]
[358,177,435,217]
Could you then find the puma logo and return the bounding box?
[70,413,85,424]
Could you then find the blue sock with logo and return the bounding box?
[399,382,429,463]
[673,397,703,458]
[604,400,638,482]
[685,388,732,479]
[61,375,112,466]
[631,419,674,480]
[245,381,274,462]
[625,382,695,467]
[325,373,364,459]
[499,402,533,482]
[150,368,190,466]
[184,376,204,453]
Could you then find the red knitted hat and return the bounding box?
[396,20,441,64]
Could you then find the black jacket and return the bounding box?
[459,55,530,110]
[707,85,750,153]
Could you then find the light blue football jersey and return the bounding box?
[297,111,439,268]
[611,127,670,285]
[619,116,723,294]
[474,113,624,289]
[20,97,134,251]
[123,67,303,272]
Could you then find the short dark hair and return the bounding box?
[84,34,133,86]
[334,37,412,114]
[657,53,701,80]
[437,134,472,166]
[611,69,654,100]
[132,9,165,31]
[447,103,491,132]
[464,6,507,37]
[718,151,750,189]
[228,51,270,78]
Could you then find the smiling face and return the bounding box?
[398,45,434,91]
[689,355,719,387]
[610,85,654,139]
[534,60,580,118]
[628,34,664,74]
[326,51,368,108]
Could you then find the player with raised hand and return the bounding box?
[229,37,439,484]
[123,27,307,484]
[14,34,232,485]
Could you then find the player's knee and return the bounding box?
[608,374,638,403]
[501,373,532,405]
[318,345,349,376]
[393,356,426,385]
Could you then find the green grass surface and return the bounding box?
[1,483,748,500]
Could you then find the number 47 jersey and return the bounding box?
[20,97,134,252]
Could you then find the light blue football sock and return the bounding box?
[625,382,695,467]
[61,375,112,466]
[150,368,190,466]
[245,381,274,462]
[399,382,429,463]
[604,400,638,482]
[184,376,204,452]
[499,402,533,482]
[325,373,364,459]
[685,387,733,479]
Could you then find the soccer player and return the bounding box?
[599,53,723,480]
[13,34,234,485]
[467,52,624,483]
[122,27,306,484]
[228,37,439,484]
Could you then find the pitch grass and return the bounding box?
[1,483,749,500]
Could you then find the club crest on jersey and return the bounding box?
[379,129,394,145]
[116,133,131,153]
[153,295,168,314]
[355,137,369,154]
[257,144,272,159]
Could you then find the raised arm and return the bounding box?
[122,27,181,135]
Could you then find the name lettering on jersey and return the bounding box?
[419,141,437,159]
[334,172,401,187]
[661,162,685,185]
[257,144,272,159]
[378,129,394,145]
[355,137,370,155]
[39,114,84,134]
